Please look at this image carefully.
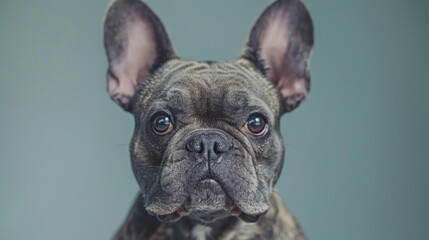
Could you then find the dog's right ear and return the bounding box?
[104,0,176,112]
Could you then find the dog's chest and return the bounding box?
[191,224,212,240]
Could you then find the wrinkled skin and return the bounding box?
[130,60,284,222]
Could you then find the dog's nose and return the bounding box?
[185,131,232,163]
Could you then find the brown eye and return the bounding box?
[152,113,174,135]
[243,114,267,136]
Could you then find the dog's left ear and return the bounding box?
[242,0,314,113]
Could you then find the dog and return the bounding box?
[103,0,313,239]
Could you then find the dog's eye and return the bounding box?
[243,114,267,136]
[152,113,174,135]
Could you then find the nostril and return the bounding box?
[213,142,220,154]
[186,140,203,153]
[213,141,229,154]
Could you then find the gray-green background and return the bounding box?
[1,0,428,239]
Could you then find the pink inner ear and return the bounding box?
[259,15,308,103]
[108,20,157,107]
[107,69,135,107]
[279,79,307,96]
[260,17,290,83]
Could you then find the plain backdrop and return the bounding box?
[1,0,428,239]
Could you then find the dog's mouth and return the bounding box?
[197,178,224,195]
[147,177,267,223]
[152,202,266,224]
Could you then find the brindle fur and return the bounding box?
[103,0,314,239]
[114,192,304,240]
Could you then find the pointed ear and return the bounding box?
[242,0,314,113]
[104,0,176,112]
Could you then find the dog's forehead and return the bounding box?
[160,60,261,88]
[139,60,281,117]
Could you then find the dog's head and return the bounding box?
[104,0,313,223]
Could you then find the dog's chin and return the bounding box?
[147,178,268,224]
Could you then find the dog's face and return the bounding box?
[104,0,313,223]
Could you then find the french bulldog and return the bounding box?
[103,0,314,239]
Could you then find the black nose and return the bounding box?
[185,131,232,163]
